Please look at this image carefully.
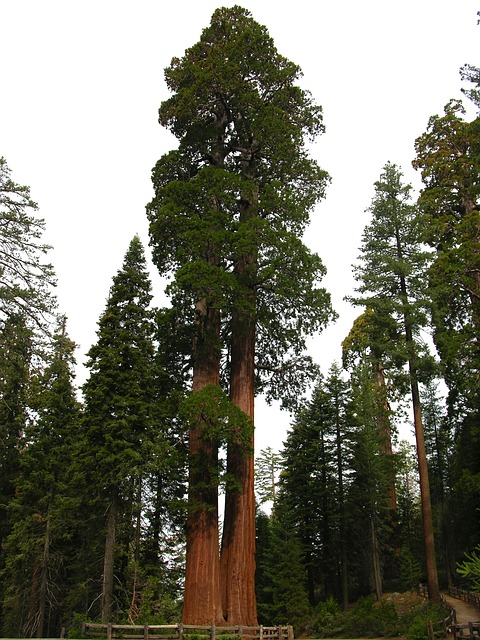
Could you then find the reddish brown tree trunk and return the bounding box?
[410,367,440,602]
[220,308,257,625]
[395,226,440,602]
[220,175,258,625]
[182,300,225,625]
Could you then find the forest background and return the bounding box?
[1,1,480,638]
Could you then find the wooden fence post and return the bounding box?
[107,624,112,640]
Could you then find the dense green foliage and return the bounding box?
[310,594,450,640]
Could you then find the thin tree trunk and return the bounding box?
[128,478,142,623]
[371,514,382,600]
[409,367,440,601]
[320,431,332,600]
[36,506,52,637]
[395,223,440,602]
[101,495,118,622]
[335,402,349,609]
[182,301,225,625]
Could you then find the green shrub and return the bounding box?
[312,593,449,638]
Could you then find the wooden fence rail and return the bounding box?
[452,621,480,640]
[449,586,480,611]
[81,622,294,640]
[417,584,456,640]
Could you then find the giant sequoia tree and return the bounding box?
[413,100,480,414]
[147,6,334,625]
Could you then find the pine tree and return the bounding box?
[261,499,311,634]
[0,157,56,337]
[1,316,81,637]
[347,361,396,599]
[147,6,334,624]
[350,162,440,600]
[81,235,157,622]
[255,447,282,508]
[0,314,33,628]
[280,369,353,606]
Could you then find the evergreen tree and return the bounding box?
[413,100,480,415]
[395,442,423,590]
[254,510,272,625]
[347,361,396,600]
[0,157,57,625]
[350,162,440,600]
[1,316,80,638]
[261,499,311,634]
[0,157,56,337]
[413,95,480,578]
[342,311,403,588]
[147,6,334,624]
[0,314,33,627]
[81,235,157,622]
[255,447,282,508]
[280,370,353,606]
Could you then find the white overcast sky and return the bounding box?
[1,1,478,453]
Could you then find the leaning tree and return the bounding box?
[147,6,334,625]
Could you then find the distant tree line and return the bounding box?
[0,6,479,638]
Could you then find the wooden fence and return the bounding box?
[449,586,480,611]
[417,584,456,640]
[81,622,294,640]
[452,621,480,640]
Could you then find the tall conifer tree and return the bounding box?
[350,162,440,601]
[82,235,157,622]
[2,316,80,638]
[147,6,334,625]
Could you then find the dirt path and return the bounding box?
[442,592,480,624]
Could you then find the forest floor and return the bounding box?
[382,590,427,613]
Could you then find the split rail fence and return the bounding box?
[81,623,294,640]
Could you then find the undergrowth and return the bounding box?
[310,594,450,640]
